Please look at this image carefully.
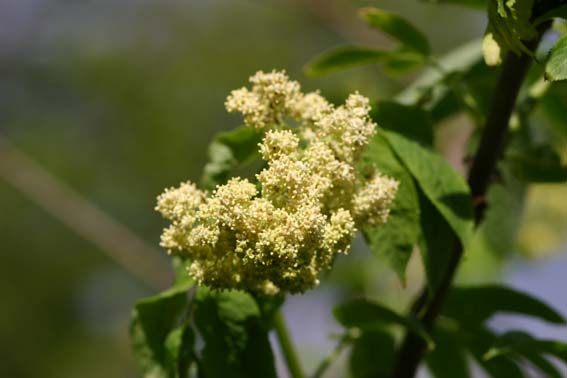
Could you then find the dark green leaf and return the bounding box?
[545,35,567,82]
[383,49,427,75]
[534,4,567,25]
[304,46,389,77]
[377,125,474,250]
[201,126,263,190]
[468,176,526,258]
[172,256,192,285]
[349,330,396,378]
[443,285,566,326]
[334,298,432,347]
[361,133,420,283]
[215,126,263,163]
[255,294,284,330]
[373,101,433,146]
[165,325,195,378]
[384,129,474,247]
[130,281,193,378]
[507,144,567,183]
[483,330,567,378]
[485,331,567,364]
[466,328,525,378]
[417,190,458,293]
[193,287,277,378]
[426,327,470,378]
[540,88,567,140]
[359,7,431,55]
[371,103,474,287]
[521,352,564,378]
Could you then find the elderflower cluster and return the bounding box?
[156,70,398,295]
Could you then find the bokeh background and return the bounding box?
[1,1,565,377]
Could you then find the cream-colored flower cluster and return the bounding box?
[156,70,398,295]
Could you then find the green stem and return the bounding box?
[311,334,351,378]
[274,309,305,378]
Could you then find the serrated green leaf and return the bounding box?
[349,330,396,378]
[384,130,474,248]
[334,298,433,347]
[426,327,471,378]
[361,133,420,283]
[359,7,431,55]
[130,281,193,378]
[376,122,474,251]
[193,288,277,378]
[201,126,263,190]
[545,35,567,82]
[369,102,473,290]
[443,285,566,326]
[304,46,389,77]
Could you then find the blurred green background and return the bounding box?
[0,1,565,377]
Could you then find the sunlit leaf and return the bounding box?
[375,118,474,252]
[361,133,420,283]
[304,46,389,77]
[359,7,431,55]
[545,35,567,82]
[383,49,427,75]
